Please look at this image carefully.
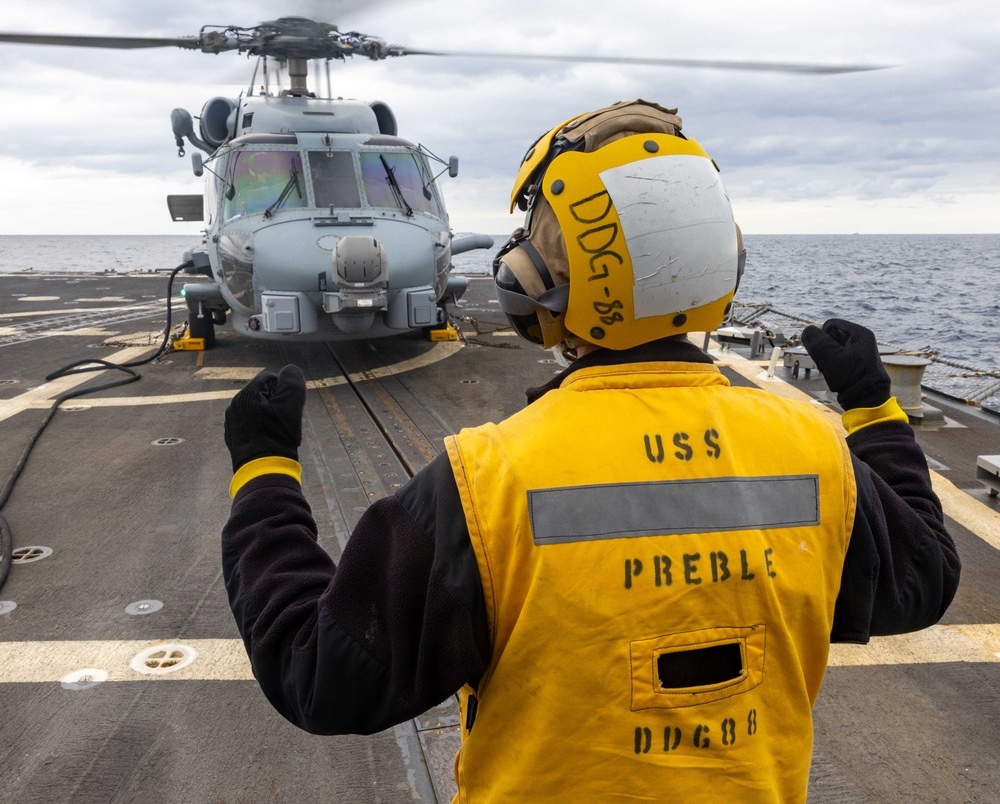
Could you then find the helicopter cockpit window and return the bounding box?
[223,150,307,220]
[359,151,444,218]
[308,151,362,209]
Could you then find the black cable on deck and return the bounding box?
[0,263,190,593]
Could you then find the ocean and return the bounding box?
[2,233,998,369]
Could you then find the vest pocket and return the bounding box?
[630,624,765,710]
[657,642,743,689]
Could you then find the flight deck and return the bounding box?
[1,272,998,802]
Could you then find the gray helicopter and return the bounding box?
[0,17,887,347]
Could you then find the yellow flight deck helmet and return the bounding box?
[494,99,746,352]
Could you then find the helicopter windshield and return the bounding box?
[359,151,444,218]
[308,151,362,209]
[224,150,307,220]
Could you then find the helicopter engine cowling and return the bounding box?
[200,97,239,148]
[369,101,397,136]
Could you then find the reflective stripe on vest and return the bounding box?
[529,474,820,543]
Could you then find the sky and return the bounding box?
[0,0,997,236]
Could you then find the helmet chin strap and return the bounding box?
[553,334,594,364]
[550,345,574,368]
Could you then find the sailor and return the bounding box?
[221,100,960,802]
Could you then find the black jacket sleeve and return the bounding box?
[221,453,490,735]
[831,420,961,642]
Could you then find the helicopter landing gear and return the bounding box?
[180,282,228,348]
[186,310,216,347]
[424,304,459,341]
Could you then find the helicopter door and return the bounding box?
[308,151,362,209]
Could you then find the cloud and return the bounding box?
[1,0,998,234]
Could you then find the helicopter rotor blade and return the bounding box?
[396,48,892,75]
[0,32,200,50]
[0,22,892,74]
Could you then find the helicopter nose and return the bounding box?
[236,218,443,339]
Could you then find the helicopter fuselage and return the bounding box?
[175,93,487,343]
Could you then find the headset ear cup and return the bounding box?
[494,261,545,344]
[734,223,746,294]
[495,243,570,348]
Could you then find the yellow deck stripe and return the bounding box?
[0,341,465,412]
[0,346,157,422]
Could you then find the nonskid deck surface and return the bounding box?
[0,272,998,802]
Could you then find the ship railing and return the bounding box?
[728,301,1000,415]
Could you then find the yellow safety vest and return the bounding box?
[445,360,856,803]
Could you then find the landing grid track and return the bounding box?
[289,338,450,521]
[279,338,461,803]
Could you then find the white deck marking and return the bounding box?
[0,639,253,683]
[1,625,997,683]
[930,472,1000,552]
[77,391,245,406]
[0,306,151,320]
[828,624,1000,666]
[73,297,136,303]
[0,327,118,338]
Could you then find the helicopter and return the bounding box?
[0,17,888,347]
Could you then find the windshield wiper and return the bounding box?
[263,164,302,220]
[379,154,413,217]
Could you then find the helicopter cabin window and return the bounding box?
[223,150,307,220]
[308,151,362,209]
[359,151,444,218]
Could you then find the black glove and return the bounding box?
[224,365,306,472]
[801,318,891,410]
